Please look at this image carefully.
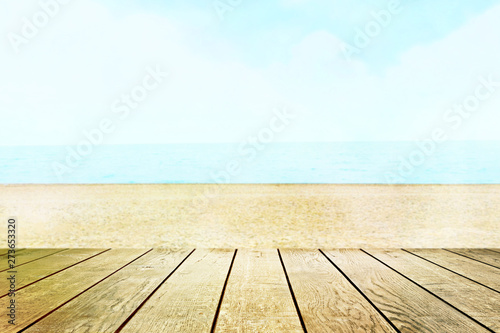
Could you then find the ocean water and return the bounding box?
[0,141,499,184]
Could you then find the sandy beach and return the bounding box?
[0,184,498,248]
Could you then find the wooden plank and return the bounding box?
[0,248,65,272]
[25,249,193,333]
[280,249,396,332]
[367,249,500,331]
[406,249,500,291]
[0,248,148,333]
[0,249,25,257]
[322,249,490,333]
[215,249,303,333]
[446,249,500,269]
[120,249,234,333]
[486,249,500,254]
[0,248,107,295]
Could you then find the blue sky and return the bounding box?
[1,0,500,145]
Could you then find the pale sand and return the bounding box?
[0,184,498,248]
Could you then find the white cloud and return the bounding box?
[0,0,284,145]
[267,3,500,141]
[0,0,499,145]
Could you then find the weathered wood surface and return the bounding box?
[0,248,497,333]
[367,249,500,331]
[214,249,303,333]
[280,249,396,332]
[406,248,500,291]
[322,249,490,333]
[0,249,148,333]
[24,249,193,333]
[0,248,65,272]
[120,249,234,333]
[0,249,107,297]
[445,248,500,269]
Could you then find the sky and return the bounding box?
[1,0,500,146]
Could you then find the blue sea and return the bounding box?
[0,141,499,184]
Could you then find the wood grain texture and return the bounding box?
[0,248,65,272]
[120,249,234,333]
[406,249,500,291]
[25,249,193,333]
[367,249,500,331]
[446,249,500,269]
[322,249,490,333]
[2,248,499,332]
[0,248,106,296]
[0,249,25,257]
[0,249,148,333]
[214,249,303,333]
[280,249,396,333]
